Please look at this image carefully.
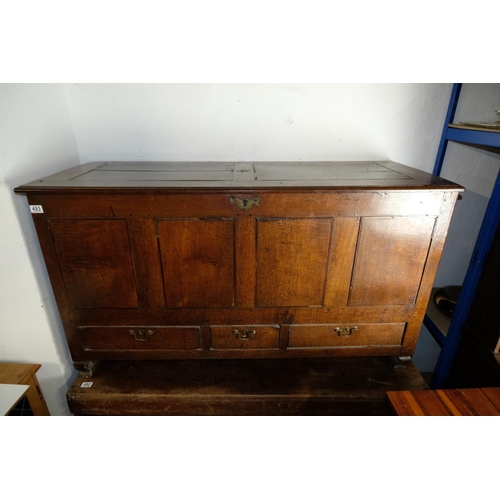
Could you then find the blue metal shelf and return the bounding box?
[426,83,500,388]
[446,126,500,149]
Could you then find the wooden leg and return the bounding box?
[390,356,412,370]
[24,374,50,416]
[74,360,98,378]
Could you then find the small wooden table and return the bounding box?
[0,364,50,416]
[0,384,30,415]
[386,387,500,416]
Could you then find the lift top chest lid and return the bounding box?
[15,161,463,193]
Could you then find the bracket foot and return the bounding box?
[74,360,98,378]
[390,356,412,370]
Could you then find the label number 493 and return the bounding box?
[30,205,44,213]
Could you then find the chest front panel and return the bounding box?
[26,188,453,364]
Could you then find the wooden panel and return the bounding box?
[256,218,332,307]
[49,218,139,309]
[15,161,463,190]
[399,191,461,354]
[81,169,233,182]
[255,163,411,181]
[211,325,280,349]
[81,326,201,350]
[324,217,360,307]
[31,216,86,361]
[235,218,256,308]
[96,162,235,171]
[157,219,235,308]
[349,217,435,306]
[127,219,165,308]
[27,191,447,219]
[289,323,405,348]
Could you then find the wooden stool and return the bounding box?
[386,387,500,416]
[0,364,50,416]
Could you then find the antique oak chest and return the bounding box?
[15,161,463,376]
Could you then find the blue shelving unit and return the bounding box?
[425,83,500,388]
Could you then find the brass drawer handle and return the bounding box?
[233,329,256,340]
[129,329,153,341]
[334,326,358,337]
[230,196,260,212]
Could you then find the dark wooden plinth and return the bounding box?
[67,357,428,416]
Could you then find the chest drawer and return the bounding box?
[211,325,280,349]
[80,326,201,350]
[288,323,405,348]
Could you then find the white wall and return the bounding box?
[3,83,497,411]
[67,83,450,171]
[0,84,80,415]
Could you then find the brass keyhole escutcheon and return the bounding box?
[233,329,256,341]
[230,196,260,212]
[335,326,358,337]
[129,329,153,341]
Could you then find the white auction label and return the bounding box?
[29,205,44,213]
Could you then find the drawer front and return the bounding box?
[211,325,280,349]
[80,326,201,350]
[288,323,405,348]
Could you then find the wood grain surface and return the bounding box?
[387,387,500,415]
